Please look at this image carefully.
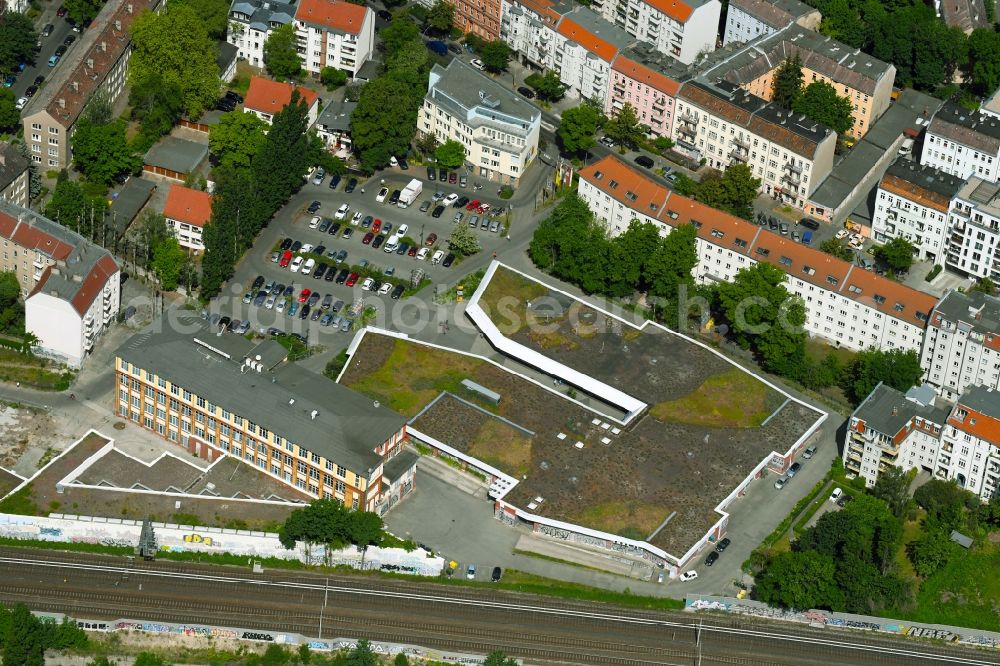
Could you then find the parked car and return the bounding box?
[787,462,802,477]
[361,216,373,228]
[345,178,357,193]
[705,551,719,566]
[398,157,409,170]
[443,193,458,206]
[466,564,477,579]
[389,189,401,205]
[372,219,382,233]
[799,217,820,230]
[679,571,698,581]
[448,172,457,184]
[774,475,789,490]
[431,205,445,218]
[715,537,731,552]
[419,200,431,213]
[455,196,470,209]
[345,272,359,287]
[297,288,312,303]
[378,282,392,296]
[830,487,843,503]
[329,174,341,190]
[470,58,485,70]
[312,168,325,185]
[309,215,321,229]
[307,201,321,214]
[634,155,654,168]
[390,284,404,299]
[371,234,384,249]
[334,203,350,220]
[341,228,353,239]
[290,256,304,272]
[802,445,817,459]
[376,187,389,203]
[442,253,455,267]
[328,222,342,236]
[335,268,350,284]
[318,219,331,233]
[427,166,436,181]
[425,233,438,246]
[517,86,535,99]
[490,566,502,582]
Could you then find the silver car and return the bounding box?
[339,318,352,332]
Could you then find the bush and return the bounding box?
[499,185,513,199]
[925,264,942,282]
[320,67,348,90]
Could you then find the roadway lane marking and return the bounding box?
[2,557,995,665]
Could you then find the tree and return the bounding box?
[694,163,760,220]
[0,12,38,76]
[967,29,1000,96]
[152,237,187,290]
[0,272,23,333]
[45,178,106,234]
[352,77,421,171]
[772,54,803,110]
[873,236,915,275]
[914,479,977,524]
[426,0,455,32]
[907,529,959,577]
[819,238,853,261]
[130,74,186,151]
[716,262,807,378]
[130,4,221,119]
[818,0,864,48]
[670,172,697,196]
[4,603,46,666]
[209,111,268,170]
[0,88,19,130]
[971,276,997,296]
[524,71,565,102]
[793,81,854,136]
[557,105,601,155]
[72,118,139,186]
[348,511,384,566]
[484,651,519,666]
[911,21,967,92]
[604,102,644,148]
[346,640,378,666]
[133,652,171,666]
[840,348,922,404]
[320,67,348,90]
[528,195,610,294]
[479,40,512,73]
[754,550,844,610]
[394,654,410,666]
[380,19,421,60]
[435,139,466,169]
[263,24,302,80]
[871,466,911,519]
[448,223,482,257]
[64,0,103,25]
[174,0,231,40]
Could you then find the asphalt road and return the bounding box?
[2,548,995,666]
[11,12,76,102]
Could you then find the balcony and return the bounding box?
[782,171,801,187]
[678,112,697,124]
[729,145,748,162]
[783,161,803,174]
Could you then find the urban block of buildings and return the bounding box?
[115,316,417,515]
[946,177,1000,288]
[847,382,999,502]
[227,0,297,69]
[22,0,157,170]
[244,76,321,126]
[578,154,936,353]
[587,0,720,65]
[920,290,1000,401]
[418,59,541,186]
[871,159,965,263]
[0,142,30,209]
[722,0,820,47]
[294,0,375,79]
[0,201,119,367]
[919,103,1000,184]
[163,184,213,253]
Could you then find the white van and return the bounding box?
[431,249,445,264]
[384,234,400,253]
[289,256,304,273]
[417,247,431,261]
[301,257,316,276]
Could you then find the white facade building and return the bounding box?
[722,0,820,46]
[227,0,297,69]
[417,60,541,185]
[920,103,1000,183]
[939,386,1000,500]
[0,202,119,367]
[294,0,374,78]
[871,160,965,264]
[163,184,212,253]
[920,290,1000,401]
[672,80,837,210]
[590,0,719,64]
[578,154,936,353]
[946,177,1000,288]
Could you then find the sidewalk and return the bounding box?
[514,533,655,581]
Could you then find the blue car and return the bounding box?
[48,55,60,67]
[287,301,299,317]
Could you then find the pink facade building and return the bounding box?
[607,47,685,139]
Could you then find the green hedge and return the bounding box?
[925,265,942,282]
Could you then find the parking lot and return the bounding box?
[210,169,513,341]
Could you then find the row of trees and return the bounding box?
[755,470,1000,614]
[0,602,88,666]
[557,102,650,156]
[771,55,855,136]
[277,499,385,564]
[0,11,36,77]
[802,0,1000,97]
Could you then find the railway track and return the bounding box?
[0,548,997,666]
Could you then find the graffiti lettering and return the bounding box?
[905,627,957,641]
[242,631,274,641]
[184,533,215,546]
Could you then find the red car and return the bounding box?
[362,232,374,245]
[345,272,359,287]
[407,246,417,257]
[279,250,293,267]
[466,199,480,210]
[56,5,67,15]
[425,233,438,246]
[297,288,312,303]
[372,219,382,233]
[448,172,457,184]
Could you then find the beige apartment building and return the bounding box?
[21,0,157,170]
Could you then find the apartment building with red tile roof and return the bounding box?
[578,154,935,353]
[0,200,119,367]
[163,185,213,252]
[21,0,159,171]
[244,77,321,126]
[293,0,375,78]
[589,0,719,64]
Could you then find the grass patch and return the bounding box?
[572,501,669,538]
[273,334,311,361]
[491,569,684,610]
[36,447,58,469]
[347,338,480,416]
[651,368,774,428]
[466,419,533,478]
[513,548,616,574]
[0,486,41,516]
[478,266,547,335]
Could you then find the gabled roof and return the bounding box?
[556,17,619,63]
[645,0,694,22]
[611,55,681,97]
[163,184,212,228]
[879,160,964,214]
[244,76,320,116]
[950,385,1000,445]
[294,0,368,34]
[579,154,937,330]
[0,142,29,192]
[927,102,1000,155]
[729,0,817,29]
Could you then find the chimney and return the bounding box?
[72,82,79,93]
[59,98,65,109]
[102,41,107,52]
[87,58,93,68]
[891,407,898,416]
[310,409,318,419]
[115,19,121,30]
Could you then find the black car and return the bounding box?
[253,291,267,306]
[345,178,357,193]
[252,275,266,290]
[24,85,37,98]
[787,462,802,477]
[307,200,321,213]
[335,268,350,284]
[329,174,341,189]
[54,45,67,56]
[63,35,75,46]
[371,234,384,249]
[33,75,45,86]
[224,90,243,104]
[448,44,462,55]
[314,244,326,256]
[299,303,311,319]
[390,284,405,299]
[266,327,283,336]
[218,316,232,330]
[335,249,348,263]
[313,263,328,279]
[376,9,392,20]
[217,98,236,112]
[427,166,436,181]
[396,243,409,256]
[768,217,778,230]
[438,167,447,181]
[291,240,302,252]
[283,284,294,297]
[798,217,820,230]
[318,219,331,233]
[705,551,719,566]
[342,228,353,239]
[715,537,731,553]
[454,196,470,208]
[517,86,535,99]
[327,222,342,236]
[398,157,409,170]
[324,267,338,281]
[280,237,293,250]
[491,566,502,582]
[634,155,654,169]
[431,205,445,218]
[389,189,401,205]
[442,253,455,267]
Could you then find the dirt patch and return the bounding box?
[651,368,780,428]
[0,403,57,471]
[345,333,821,556]
[0,468,21,497]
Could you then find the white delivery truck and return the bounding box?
[398,178,422,208]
